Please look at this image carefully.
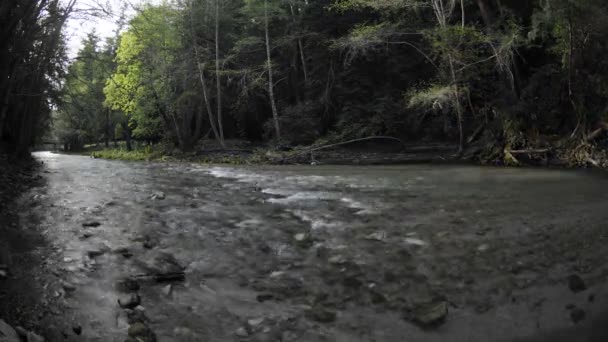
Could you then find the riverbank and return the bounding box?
[78,138,608,172]
[0,154,51,340]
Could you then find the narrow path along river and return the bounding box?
[10,152,608,341]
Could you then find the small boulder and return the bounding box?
[161,284,173,297]
[235,327,249,337]
[118,293,141,309]
[412,301,448,327]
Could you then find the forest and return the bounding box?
[2,0,608,165]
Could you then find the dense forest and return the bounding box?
[3,0,608,164]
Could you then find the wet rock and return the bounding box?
[247,317,265,330]
[150,192,165,200]
[412,301,448,327]
[477,244,490,252]
[161,284,172,297]
[80,232,93,240]
[118,293,141,309]
[135,252,185,282]
[567,274,586,293]
[82,221,101,228]
[293,233,313,248]
[128,322,156,342]
[72,326,82,335]
[142,238,159,250]
[404,238,427,247]
[87,243,109,258]
[328,255,347,265]
[116,278,140,292]
[235,327,249,337]
[62,281,76,292]
[570,307,586,323]
[173,327,196,338]
[14,326,44,342]
[256,293,275,302]
[0,320,20,342]
[364,231,387,241]
[127,308,148,324]
[114,247,133,259]
[306,307,337,323]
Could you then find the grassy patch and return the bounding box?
[90,147,158,161]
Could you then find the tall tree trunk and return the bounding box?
[105,108,110,148]
[289,2,308,82]
[449,56,464,154]
[215,0,224,143]
[265,0,281,141]
[189,0,224,147]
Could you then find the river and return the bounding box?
[8,151,608,341]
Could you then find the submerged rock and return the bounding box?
[306,307,337,323]
[135,252,185,282]
[127,322,156,342]
[116,278,140,293]
[570,307,586,323]
[412,301,448,327]
[567,274,586,293]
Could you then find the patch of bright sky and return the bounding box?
[63,0,159,58]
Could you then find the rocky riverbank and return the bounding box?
[0,154,48,340]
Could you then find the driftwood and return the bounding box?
[305,136,407,153]
[508,148,551,155]
[586,122,608,141]
[466,123,485,144]
[130,272,185,282]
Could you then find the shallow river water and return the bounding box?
[14,152,608,341]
